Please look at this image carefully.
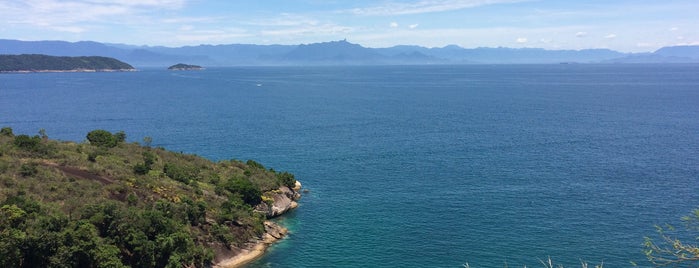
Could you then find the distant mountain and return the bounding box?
[2,39,698,66]
[275,40,441,65]
[654,45,699,59]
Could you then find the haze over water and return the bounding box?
[2,64,698,267]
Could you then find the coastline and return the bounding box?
[0,68,136,73]
[214,181,302,268]
[214,221,288,268]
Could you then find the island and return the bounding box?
[0,127,301,267]
[0,54,135,73]
[168,63,204,70]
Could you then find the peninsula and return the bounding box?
[0,54,135,73]
[168,63,204,70]
[0,127,301,267]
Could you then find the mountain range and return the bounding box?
[2,39,698,67]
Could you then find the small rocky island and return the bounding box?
[0,54,135,73]
[168,63,204,70]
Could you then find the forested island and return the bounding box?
[0,127,301,267]
[0,54,135,73]
[168,63,204,70]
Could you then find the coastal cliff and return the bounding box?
[254,181,302,218]
[215,181,303,267]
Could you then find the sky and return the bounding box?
[1,0,697,52]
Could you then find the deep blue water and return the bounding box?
[2,65,699,267]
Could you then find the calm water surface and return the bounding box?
[1,64,698,267]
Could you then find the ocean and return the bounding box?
[1,64,698,267]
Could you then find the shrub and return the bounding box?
[133,163,150,175]
[87,147,108,162]
[14,135,41,151]
[163,163,199,184]
[86,130,117,148]
[246,159,265,170]
[224,176,261,206]
[114,131,126,143]
[19,163,38,177]
[0,127,13,137]
[142,151,156,167]
[276,171,296,189]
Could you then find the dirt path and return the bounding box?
[40,161,115,185]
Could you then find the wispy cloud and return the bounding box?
[347,0,526,16]
[575,31,587,37]
[1,0,186,27]
[247,14,320,27]
[260,23,354,37]
[604,34,617,39]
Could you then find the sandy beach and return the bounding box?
[213,220,289,267]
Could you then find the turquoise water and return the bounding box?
[2,65,699,267]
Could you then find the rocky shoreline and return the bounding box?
[214,181,303,268]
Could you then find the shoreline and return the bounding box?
[0,69,136,73]
[214,221,288,268]
[214,181,302,268]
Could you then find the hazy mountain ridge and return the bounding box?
[1,39,697,67]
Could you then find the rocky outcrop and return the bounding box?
[255,181,302,218]
[215,181,302,268]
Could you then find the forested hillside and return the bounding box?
[0,54,134,72]
[0,127,297,267]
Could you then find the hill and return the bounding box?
[0,54,135,72]
[0,127,301,267]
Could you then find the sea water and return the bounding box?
[1,64,698,267]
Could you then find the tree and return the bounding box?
[224,176,262,206]
[114,131,126,143]
[644,208,699,266]
[143,136,153,147]
[13,134,41,151]
[0,127,13,137]
[38,128,48,140]
[277,171,296,189]
[86,130,117,148]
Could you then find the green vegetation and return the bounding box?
[0,127,297,267]
[0,54,135,72]
[644,208,699,266]
[167,63,203,70]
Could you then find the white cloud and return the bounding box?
[409,24,419,29]
[575,31,587,37]
[390,22,399,28]
[669,27,679,31]
[50,25,88,33]
[604,33,617,39]
[260,24,354,37]
[516,37,527,43]
[348,0,526,16]
[1,0,187,28]
[248,14,320,27]
[174,31,250,43]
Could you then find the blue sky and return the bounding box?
[1,0,697,52]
